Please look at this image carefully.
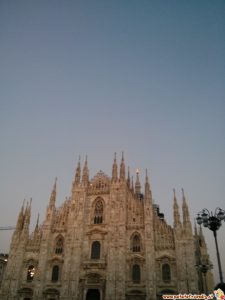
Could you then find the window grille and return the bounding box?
[91,241,101,259]
[55,236,64,254]
[162,263,171,282]
[94,200,103,224]
[51,265,59,281]
[132,264,141,283]
[132,234,141,252]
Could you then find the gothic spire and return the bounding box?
[182,188,192,235]
[119,152,126,181]
[112,152,118,182]
[49,178,57,209]
[34,213,39,232]
[82,155,89,186]
[145,169,150,190]
[145,169,152,202]
[182,188,190,223]
[15,199,25,231]
[199,224,206,246]
[74,156,81,186]
[173,188,181,227]
[135,169,141,194]
[23,198,32,232]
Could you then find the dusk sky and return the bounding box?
[0,1,225,283]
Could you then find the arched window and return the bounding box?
[94,199,103,224]
[55,236,64,254]
[27,265,35,282]
[51,265,59,282]
[132,234,141,252]
[132,264,141,283]
[162,263,171,282]
[91,241,101,259]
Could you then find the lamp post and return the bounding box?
[196,208,225,284]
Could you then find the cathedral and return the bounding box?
[0,154,213,300]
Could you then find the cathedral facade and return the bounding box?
[0,154,213,300]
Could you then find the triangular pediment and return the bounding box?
[155,254,175,261]
[127,254,145,262]
[86,226,108,235]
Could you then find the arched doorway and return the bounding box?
[18,287,33,300]
[86,289,100,300]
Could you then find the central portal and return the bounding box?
[86,289,100,300]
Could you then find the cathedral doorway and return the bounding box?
[43,288,60,300]
[86,289,100,300]
[18,287,33,300]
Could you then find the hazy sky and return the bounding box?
[0,0,225,284]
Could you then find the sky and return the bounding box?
[0,0,225,285]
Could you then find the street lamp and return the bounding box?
[196,208,225,284]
